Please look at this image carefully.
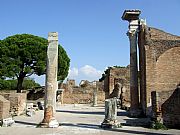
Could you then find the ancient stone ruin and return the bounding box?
[101,98,121,128]
[122,9,180,128]
[99,66,130,109]
[0,92,27,116]
[58,79,105,104]
[41,32,59,128]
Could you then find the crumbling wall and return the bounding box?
[0,93,27,116]
[139,26,180,105]
[162,87,180,128]
[151,87,180,128]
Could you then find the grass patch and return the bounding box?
[150,121,168,130]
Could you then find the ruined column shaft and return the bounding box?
[122,9,141,117]
[42,32,59,127]
[128,31,139,110]
[92,87,98,106]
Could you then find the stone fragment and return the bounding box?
[101,98,121,128]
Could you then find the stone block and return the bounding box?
[0,117,14,127]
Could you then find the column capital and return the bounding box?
[127,29,138,37]
[48,32,58,41]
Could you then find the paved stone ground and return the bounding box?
[0,104,180,135]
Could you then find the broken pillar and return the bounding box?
[122,10,141,117]
[56,89,64,105]
[92,87,98,107]
[41,32,59,128]
[151,91,162,123]
[101,98,121,128]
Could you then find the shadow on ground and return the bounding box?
[61,122,170,135]
[56,110,104,115]
[15,120,38,126]
[57,109,127,116]
[121,118,151,128]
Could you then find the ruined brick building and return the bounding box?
[58,79,105,104]
[138,24,180,127]
[99,66,131,107]
[121,10,180,128]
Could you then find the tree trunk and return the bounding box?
[17,72,25,93]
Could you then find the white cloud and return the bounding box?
[32,65,103,86]
[68,67,78,79]
[67,65,103,84]
[79,65,102,79]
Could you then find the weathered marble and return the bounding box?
[41,32,59,128]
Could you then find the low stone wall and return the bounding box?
[0,93,27,116]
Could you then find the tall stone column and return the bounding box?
[41,32,59,128]
[128,29,140,115]
[122,10,141,117]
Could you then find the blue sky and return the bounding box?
[1,0,180,85]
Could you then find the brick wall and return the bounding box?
[162,87,180,128]
[139,26,180,104]
[102,67,130,98]
[151,88,180,128]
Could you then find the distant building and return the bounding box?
[99,66,130,100]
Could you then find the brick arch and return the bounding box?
[155,47,180,91]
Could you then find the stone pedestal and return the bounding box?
[41,32,59,128]
[101,98,121,128]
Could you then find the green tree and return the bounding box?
[0,34,70,92]
[0,78,40,90]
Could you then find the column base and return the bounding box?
[129,108,142,117]
[92,104,98,107]
[40,118,59,128]
[101,119,121,129]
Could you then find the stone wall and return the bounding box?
[0,93,27,116]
